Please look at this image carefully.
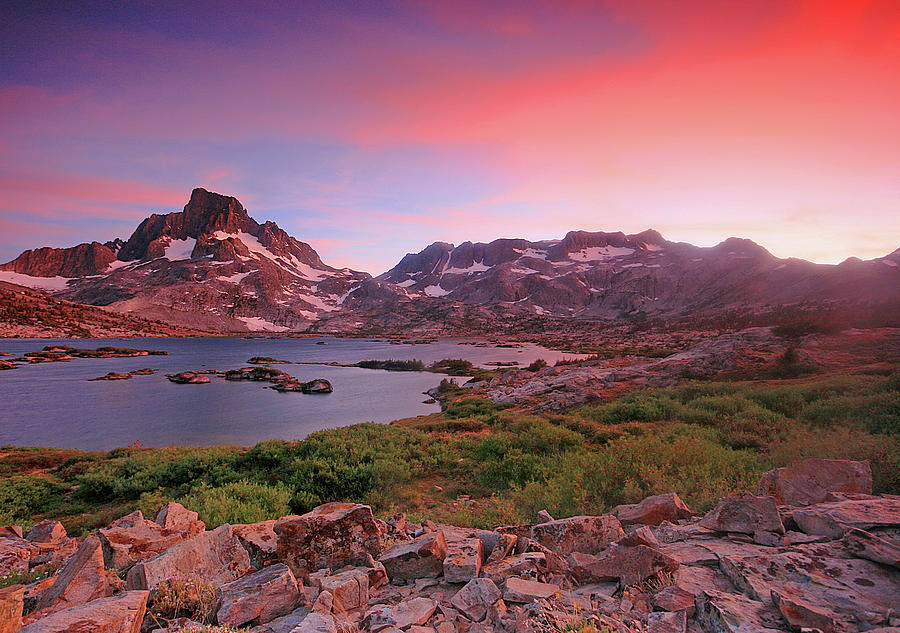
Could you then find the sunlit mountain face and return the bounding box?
[1,1,898,275]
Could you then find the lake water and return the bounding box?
[0,337,576,451]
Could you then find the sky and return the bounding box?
[1,0,898,275]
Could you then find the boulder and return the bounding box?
[274,503,382,580]
[389,597,438,629]
[719,543,899,629]
[302,379,334,394]
[482,552,547,584]
[0,527,23,539]
[217,563,301,627]
[652,586,696,616]
[24,521,66,546]
[246,606,312,633]
[502,578,558,603]
[620,525,660,548]
[443,536,483,584]
[364,597,437,630]
[568,545,679,587]
[291,612,337,633]
[99,507,205,569]
[0,585,24,633]
[126,524,252,590]
[647,610,687,633]
[756,459,873,506]
[18,590,148,633]
[378,531,447,582]
[842,528,900,568]
[612,493,694,526]
[484,533,517,565]
[771,589,835,633]
[0,537,39,576]
[318,567,369,611]
[450,578,503,622]
[153,502,202,532]
[501,515,624,556]
[698,494,785,535]
[30,536,121,617]
[165,371,210,384]
[790,497,900,538]
[233,520,279,568]
[694,590,785,633]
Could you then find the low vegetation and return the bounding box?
[1,368,897,533]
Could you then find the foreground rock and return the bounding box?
[274,502,382,579]
[699,494,785,535]
[756,458,873,506]
[29,536,121,618]
[125,524,252,589]
[99,504,205,569]
[612,492,693,526]
[5,458,898,633]
[217,563,301,627]
[0,586,24,633]
[18,590,148,633]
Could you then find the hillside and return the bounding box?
[0,281,204,338]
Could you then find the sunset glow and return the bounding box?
[1,0,898,272]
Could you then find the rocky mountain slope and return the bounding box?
[379,231,900,318]
[1,459,897,633]
[0,281,203,338]
[1,189,373,332]
[2,187,898,332]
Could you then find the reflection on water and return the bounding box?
[0,337,576,450]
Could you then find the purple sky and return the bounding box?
[1,0,898,274]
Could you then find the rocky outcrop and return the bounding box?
[125,524,251,590]
[165,371,210,384]
[698,494,785,535]
[28,537,121,618]
[0,586,24,633]
[0,242,116,278]
[5,459,899,633]
[18,590,148,633]
[612,492,694,526]
[99,505,204,569]
[756,459,873,506]
[216,563,301,627]
[274,503,382,579]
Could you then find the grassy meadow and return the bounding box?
[1,368,898,538]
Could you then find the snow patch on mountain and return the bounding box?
[570,246,635,261]
[237,316,289,332]
[424,284,451,297]
[0,271,75,291]
[163,238,197,261]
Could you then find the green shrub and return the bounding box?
[178,480,292,526]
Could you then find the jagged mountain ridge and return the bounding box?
[1,188,898,331]
[0,188,370,331]
[378,231,900,318]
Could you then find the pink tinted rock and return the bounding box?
[0,585,24,633]
[24,522,66,546]
[274,503,382,580]
[30,536,121,617]
[233,520,278,569]
[790,497,900,538]
[528,515,625,555]
[756,459,872,506]
[125,524,252,590]
[379,531,448,582]
[612,493,693,526]
[698,494,784,535]
[216,563,300,627]
[18,590,148,633]
[450,578,502,622]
